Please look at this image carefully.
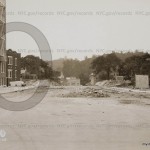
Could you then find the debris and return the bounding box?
[63,87,110,98]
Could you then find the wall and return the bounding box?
[135,75,149,89]
[6,49,21,85]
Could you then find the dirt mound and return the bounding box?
[63,87,110,98]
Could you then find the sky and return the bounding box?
[6,0,150,61]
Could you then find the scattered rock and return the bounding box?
[63,87,110,98]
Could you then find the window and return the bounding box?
[0,78,5,86]
[0,40,4,56]
[8,69,12,78]
[2,62,4,73]
[0,62,5,73]
[1,47,4,56]
[0,63,1,73]
[2,78,5,86]
[15,70,17,78]
[15,58,17,66]
[8,56,13,65]
[0,78,2,86]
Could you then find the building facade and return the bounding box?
[0,0,6,86]
[65,77,80,86]
[6,49,21,85]
[90,73,96,86]
[135,75,149,89]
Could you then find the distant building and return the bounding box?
[65,77,80,86]
[115,76,124,82]
[135,75,149,89]
[21,68,38,80]
[90,73,96,85]
[6,49,21,85]
[59,72,64,79]
[0,0,6,86]
[58,72,65,85]
[21,68,26,75]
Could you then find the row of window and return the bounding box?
[8,69,17,78]
[8,56,17,66]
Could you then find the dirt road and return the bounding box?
[0,86,150,150]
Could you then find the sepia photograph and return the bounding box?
[0,0,150,149]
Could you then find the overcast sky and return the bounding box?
[6,0,150,61]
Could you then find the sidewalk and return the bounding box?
[0,80,50,94]
[0,85,36,94]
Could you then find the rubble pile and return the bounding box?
[63,87,110,98]
[96,80,132,88]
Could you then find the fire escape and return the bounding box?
[0,0,5,62]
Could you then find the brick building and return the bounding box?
[6,49,21,85]
[0,0,6,86]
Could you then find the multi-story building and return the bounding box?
[0,0,6,86]
[6,49,21,85]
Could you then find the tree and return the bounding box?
[62,58,93,85]
[79,73,90,85]
[92,53,121,80]
[21,55,54,80]
[123,53,150,79]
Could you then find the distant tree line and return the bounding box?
[24,52,150,84]
[62,51,150,85]
[92,52,150,82]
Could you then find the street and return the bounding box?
[0,86,150,150]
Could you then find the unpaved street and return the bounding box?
[0,86,150,150]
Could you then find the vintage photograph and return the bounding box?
[0,0,150,149]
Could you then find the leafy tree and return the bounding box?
[79,73,90,85]
[21,55,54,80]
[62,58,93,85]
[123,53,150,79]
[92,53,121,80]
